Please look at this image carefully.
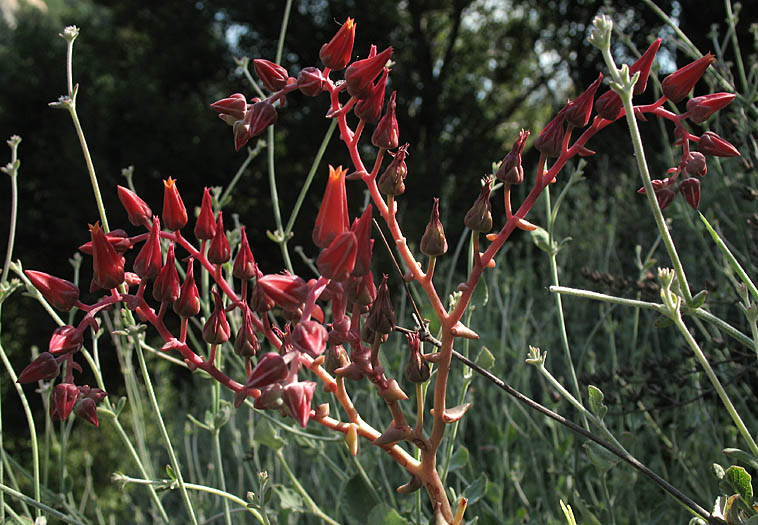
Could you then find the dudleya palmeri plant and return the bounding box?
[3,7,754,525]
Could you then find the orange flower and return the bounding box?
[312,165,350,249]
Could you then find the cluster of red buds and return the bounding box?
[22,16,742,522]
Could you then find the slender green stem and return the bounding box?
[283,119,338,236]
[0,342,40,517]
[599,48,693,303]
[213,430,232,525]
[669,307,758,456]
[544,185,589,430]
[550,286,664,312]
[274,0,293,64]
[724,0,749,93]
[114,475,265,523]
[68,105,109,231]
[218,142,265,207]
[699,213,758,302]
[0,482,85,525]
[133,340,198,525]
[274,449,341,525]
[1,137,20,285]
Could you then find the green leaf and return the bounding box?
[165,464,176,481]
[724,465,753,506]
[584,441,619,474]
[475,347,495,370]
[462,473,488,505]
[471,275,488,307]
[560,500,578,525]
[114,396,127,418]
[449,446,470,472]
[529,225,553,254]
[273,485,305,513]
[654,315,674,328]
[588,385,607,420]
[366,503,409,525]
[253,419,285,450]
[723,448,758,470]
[344,474,377,518]
[688,289,708,309]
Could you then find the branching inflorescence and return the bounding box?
[19,16,741,523]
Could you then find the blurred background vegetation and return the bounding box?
[1,0,757,523]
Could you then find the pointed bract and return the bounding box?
[350,205,374,277]
[534,111,565,158]
[291,320,329,357]
[679,178,701,210]
[245,352,288,389]
[495,129,529,185]
[464,177,493,233]
[50,383,80,422]
[234,309,260,357]
[595,90,624,120]
[246,101,278,138]
[210,93,247,122]
[317,231,357,281]
[377,143,409,196]
[257,273,308,311]
[697,131,740,157]
[629,38,662,95]
[355,69,388,124]
[686,92,736,124]
[297,67,325,96]
[283,381,316,428]
[49,325,83,355]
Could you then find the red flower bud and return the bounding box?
[662,53,715,103]
[464,177,493,233]
[365,274,396,335]
[233,309,259,357]
[78,229,131,255]
[233,226,257,280]
[565,73,603,128]
[377,142,409,196]
[350,205,373,277]
[317,231,357,281]
[202,288,230,344]
[233,119,251,151]
[629,38,662,95]
[246,101,278,138]
[117,185,152,228]
[297,67,325,97]
[371,90,399,149]
[291,320,328,357]
[25,270,80,311]
[345,47,393,99]
[686,92,736,124]
[133,216,163,280]
[313,165,350,249]
[283,381,316,428]
[595,89,624,120]
[354,68,388,124]
[683,151,707,177]
[257,273,308,310]
[73,397,99,426]
[194,187,216,241]
[89,222,125,290]
[210,93,247,123]
[250,280,275,313]
[405,332,430,383]
[254,59,289,92]
[153,242,180,303]
[534,111,566,158]
[17,352,60,383]
[50,383,80,421]
[345,271,376,308]
[679,178,701,210]
[638,179,676,210]
[208,212,231,265]
[244,352,289,390]
[49,325,84,355]
[697,131,740,157]
[250,383,284,410]
[495,129,529,185]
[162,177,188,231]
[319,18,356,71]
[174,258,200,317]
[420,198,448,257]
